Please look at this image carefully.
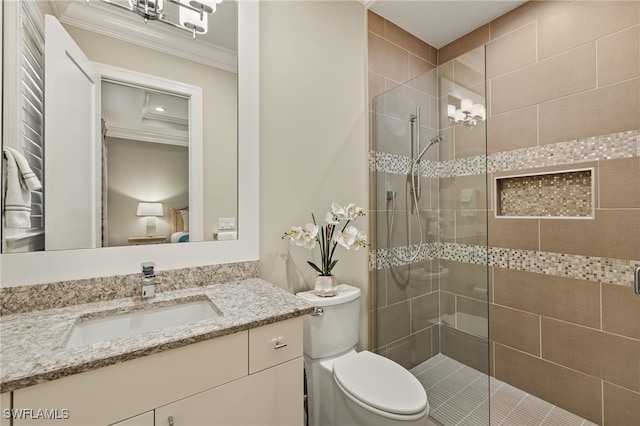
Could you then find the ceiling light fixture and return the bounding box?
[447,98,486,127]
[95,0,223,39]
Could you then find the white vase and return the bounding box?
[314,275,338,297]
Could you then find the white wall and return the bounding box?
[258,1,369,349]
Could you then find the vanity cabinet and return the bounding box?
[1,392,11,426]
[11,317,303,426]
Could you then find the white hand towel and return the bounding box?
[3,146,42,228]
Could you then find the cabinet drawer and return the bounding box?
[249,317,303,374]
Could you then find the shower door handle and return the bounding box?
[414,107,421,199]
[635,265,640,296]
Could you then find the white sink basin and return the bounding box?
[65,299,221,349]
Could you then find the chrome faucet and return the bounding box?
[141,262,156,300]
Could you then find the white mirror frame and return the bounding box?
[0,0,259,286]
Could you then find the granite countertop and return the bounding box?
[0,278,313,393]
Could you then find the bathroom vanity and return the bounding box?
[0,279,312,426]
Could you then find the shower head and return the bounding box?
[429,135,444,145]
[415,135,445,163]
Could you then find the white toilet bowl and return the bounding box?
[297,284,429,426]
[332,350,429,425]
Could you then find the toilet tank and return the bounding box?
[296,284,361,359]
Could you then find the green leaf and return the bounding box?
[307,261,323,275]
[327,259,339,274]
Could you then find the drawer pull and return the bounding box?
[274,340,288,349]
[168,415,174,426]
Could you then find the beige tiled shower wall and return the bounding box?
[367,11,442,365]
[438,1,640,425]
[367,11,437,103]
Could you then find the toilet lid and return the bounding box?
[333,351,427,415]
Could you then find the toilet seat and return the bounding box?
[333,351,428,420]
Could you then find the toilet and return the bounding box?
[297,284,429,426]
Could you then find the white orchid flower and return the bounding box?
[334,225,359,249]
[331,202,348,221]
[282,226,299,241]
[289,226,308,247]
[352,231,368,250]
[304,223,318,239]
[344,203,356,220]
[325,211,340,225]
[303,223,319,250]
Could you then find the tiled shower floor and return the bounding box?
[411,354,599,426]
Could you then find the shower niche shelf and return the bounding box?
[494,168,594,219]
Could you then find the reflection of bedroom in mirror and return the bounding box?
[102,81,189,247]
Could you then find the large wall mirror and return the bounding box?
[2,0,238,253]
[0,0,259,286]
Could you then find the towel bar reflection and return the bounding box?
[635,265,640,296]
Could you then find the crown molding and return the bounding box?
[143,111,189,127]
[53,1,237,73]
[106,126,188,146]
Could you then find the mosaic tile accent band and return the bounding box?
[497,170,593,217]
[375,243,488,270]
[371,151,438,178]
[0,260,260,316]
[375,243,440,269]
[489,130,639,174]
[373,130,639,177]
[441,155,487,178]
[488,247,638,287]
[371,243,637,287]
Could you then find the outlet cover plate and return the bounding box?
[219,218,236,230]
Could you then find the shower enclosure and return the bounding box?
[371,46,489,425]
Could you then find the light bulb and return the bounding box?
[447,104,456,119]
[461,98,473,114]
[472,103,483,119]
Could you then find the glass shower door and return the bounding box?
[371,45,489,425]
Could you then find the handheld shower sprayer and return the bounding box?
[387,123,445,263]
[412,134,444,198]
[415,135,444,164]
